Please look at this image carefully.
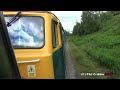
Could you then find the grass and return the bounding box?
[69,39,112,79]
[68,15,120,79]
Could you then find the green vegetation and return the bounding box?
[73,11,114,35]
[69,40,111,79]
[69,11,120,79]
[63,29,72,36]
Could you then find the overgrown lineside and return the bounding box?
[68,38,111,79]
[70,11,120,79]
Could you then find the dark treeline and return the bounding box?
[72,11,120,35]
[63,29,72,36]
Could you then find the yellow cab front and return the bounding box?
[3,11,55,79]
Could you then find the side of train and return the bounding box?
[3,11,66,79]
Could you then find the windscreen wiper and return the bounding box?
[6,12,22,27]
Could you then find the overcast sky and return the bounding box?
[51,11,82,33]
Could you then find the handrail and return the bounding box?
[17,59,40,64]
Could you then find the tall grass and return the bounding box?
[69,15,120,78]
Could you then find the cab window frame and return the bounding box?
[4,15,45,49]
[59,23,64,43]
[52,19,59,48]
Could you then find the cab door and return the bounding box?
[0,12,21,79]
[52,19,65,79]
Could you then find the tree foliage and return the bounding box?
[63,29,71,36]
[109,11,120,16]
[72,11,118,36]
[73,21,80,35]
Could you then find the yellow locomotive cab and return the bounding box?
[3,11,65,79]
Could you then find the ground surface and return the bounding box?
[64,39,76,79]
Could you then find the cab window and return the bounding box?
[60,23,64,43]
[52,20,59,48]
[5,16,44,48]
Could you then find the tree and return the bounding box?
[63,29,71,36]
[72,21,80,35]
[72,11,113,36]
[99,11,113,23]
[109,11,120,16]
[80,11,101,35]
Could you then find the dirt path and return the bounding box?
[64,39,76,79]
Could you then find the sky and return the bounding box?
[51,11,82,33]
